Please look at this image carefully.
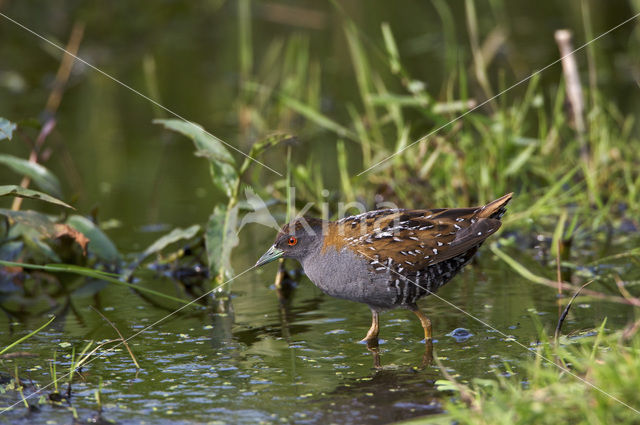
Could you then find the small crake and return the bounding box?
[257,193,513,344]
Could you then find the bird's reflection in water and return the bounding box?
[304,343,442,425]
[366,338,433,369]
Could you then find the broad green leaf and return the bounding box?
[205,204,239,278]
[123,224,202,281]
[0,185,74,209]
[154,119,237,198]
[2,209,62,262]
[66,215,120,263]
[0,154,62,198]
[71,279,109,297]
[0,208,57,238]
[141,224,201,259]
[0,118,17,141]
[0,209,88,260]
[21,230,61,262]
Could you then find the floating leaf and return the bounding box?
[206,204,239,279]
[141,224,201,259]
[0,118,17,141]
[0,154,62,198]
[154,119,237,198]
[66,215,120,263]
[0,185,74,209]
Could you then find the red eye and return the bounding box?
[288,236,297,246]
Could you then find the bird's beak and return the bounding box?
[255,245,284,267]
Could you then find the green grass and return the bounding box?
[401,324,640,425]
[229,1,640,241]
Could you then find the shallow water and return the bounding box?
[0,229,635,424]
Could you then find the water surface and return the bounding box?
[1,230,635,424]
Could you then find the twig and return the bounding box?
[555,280,593,341]
[90,306,140,369]
[0,352,38,359]
[613,274,635,302]
[622,318,640,341]
[555,29,589,165]
[11,22,84,211]
[556,238,563,321]
[45,23,85,115]
[556,240,562,296]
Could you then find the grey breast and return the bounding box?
[302,245,390,307]
[302,244,474,310]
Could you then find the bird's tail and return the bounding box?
[478,193,513,220]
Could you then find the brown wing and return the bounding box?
[324,193,512,273]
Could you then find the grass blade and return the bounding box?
[0,315,55,355]
[0,260,190,304]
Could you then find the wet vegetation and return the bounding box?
[1,1,640,424]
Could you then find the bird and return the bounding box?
[255,193,513,343]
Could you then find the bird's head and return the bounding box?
[255,217,325,266]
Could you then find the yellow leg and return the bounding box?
[360,309,379,342]
[411,308,432,340]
